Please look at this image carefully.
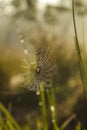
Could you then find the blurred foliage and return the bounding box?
[12,0,37,19]
[0,52,21,90]
[44,5,59,25]
[0,85,83,130]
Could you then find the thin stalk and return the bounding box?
[46,87,60,130]
[37,119,41,130]
[60,114,76,130]
[72,0,86,94]
[75,122,81,130]
[39,83,48,130]
[0,103,21,130]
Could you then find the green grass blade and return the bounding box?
[72,0,86,93]
[60,114,76,130]
[75,122,81,130]
[46,86,60,130]
[0,103,22,130]
[39,83,48,130]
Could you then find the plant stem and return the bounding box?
[40,83,48,130]
[47,87,60,130]
[0,103,21,130]
[72,0,86,94]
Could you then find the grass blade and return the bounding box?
[72,0,86,94]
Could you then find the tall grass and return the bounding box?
[72,0,87,95]
[0,84,81,130]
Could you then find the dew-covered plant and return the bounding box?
[16,25,56,91]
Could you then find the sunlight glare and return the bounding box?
[0,0,12,4]
[38,0,60,10]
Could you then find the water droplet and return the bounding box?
[36,91,40,95]
[50,106,55,112]
[24,49,28,55]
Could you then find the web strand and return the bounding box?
[15,22,29,61]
